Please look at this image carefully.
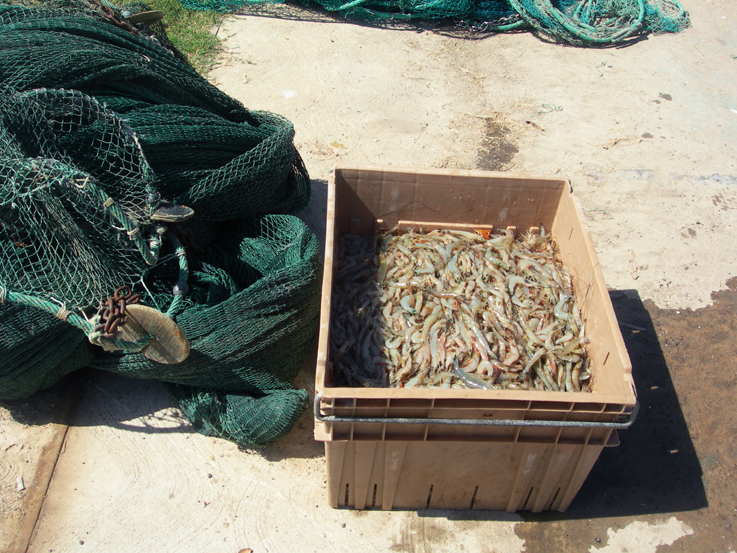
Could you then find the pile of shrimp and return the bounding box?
[330,226,592,392]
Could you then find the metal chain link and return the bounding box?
[93,285,141,338]
[87,0,137,33]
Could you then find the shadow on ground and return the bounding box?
[2,365,323,459]
[514,280,737,553]
[0,382,70,427]
[558,288,707,519]
[416,288,707,526]
[230,0,442,33]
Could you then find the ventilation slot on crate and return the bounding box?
[522,487,534,510]
[345,483,349,506]
[426,485,434,509]
[372,484,377,508]
[550,487,561,509]
[469,486,479,510]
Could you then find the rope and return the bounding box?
[85,177,161,265]
[165,232,190,319]
[180,0,689,45]
[55,305,72,321]
[87,330,154,351]
[4,290,154,352]
[544,0,644,44]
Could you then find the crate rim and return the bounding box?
[314,393,639,430]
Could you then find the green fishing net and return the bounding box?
[0,0,320,448]
[182,0,690,45]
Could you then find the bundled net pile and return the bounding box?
[0,0,322,447]
[182,0,690,45]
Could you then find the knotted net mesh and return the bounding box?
[0,0,320,448]
[182,0,690,45]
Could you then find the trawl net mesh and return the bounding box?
[0,0,319,448]
[181,0,690,45]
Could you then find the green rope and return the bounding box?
[79,176,163,266]
[1,287,154,351]
[165,232,190,319]
[181,0,689,45]
[87,323,156,351]
[545,0,644,43]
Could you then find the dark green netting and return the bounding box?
[90,214,322,447]
[0,0,320,448]
[90,215,322,395]
[124,106,311,222]
[0,301,95,399]
[181,0,689,45]
[171,386,310,447]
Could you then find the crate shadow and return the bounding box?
[296,178,328,253]
[418,288,706,520]
[553,289,707,519]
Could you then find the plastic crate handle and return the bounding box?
[313,393,639,429]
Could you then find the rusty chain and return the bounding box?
[88,0,137,33]
[94,285,141,338]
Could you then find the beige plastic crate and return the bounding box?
[314,165,638,512]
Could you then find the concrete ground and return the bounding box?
[2,1,737,551]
